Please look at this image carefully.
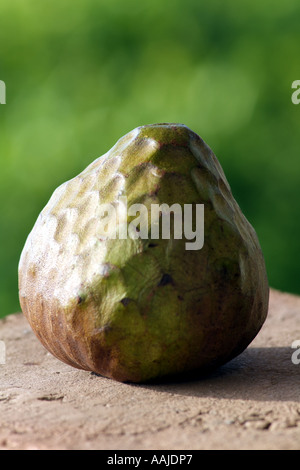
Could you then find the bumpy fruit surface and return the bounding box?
[18,124,269,382]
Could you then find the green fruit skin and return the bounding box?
[18,123,269,383]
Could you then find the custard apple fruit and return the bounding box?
[18,124,269,382]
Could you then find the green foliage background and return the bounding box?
[0,0,300,317]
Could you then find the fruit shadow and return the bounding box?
[133,347,300,402]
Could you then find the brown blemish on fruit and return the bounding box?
[158,274,174,287]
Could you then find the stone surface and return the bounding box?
[0,288,300,450]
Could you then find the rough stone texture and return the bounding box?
[0,288,300,450]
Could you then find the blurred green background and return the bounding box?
[0,0,300,317]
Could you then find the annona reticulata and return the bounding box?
[18,123,269,383]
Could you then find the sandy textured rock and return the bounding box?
[0,288,300,450]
